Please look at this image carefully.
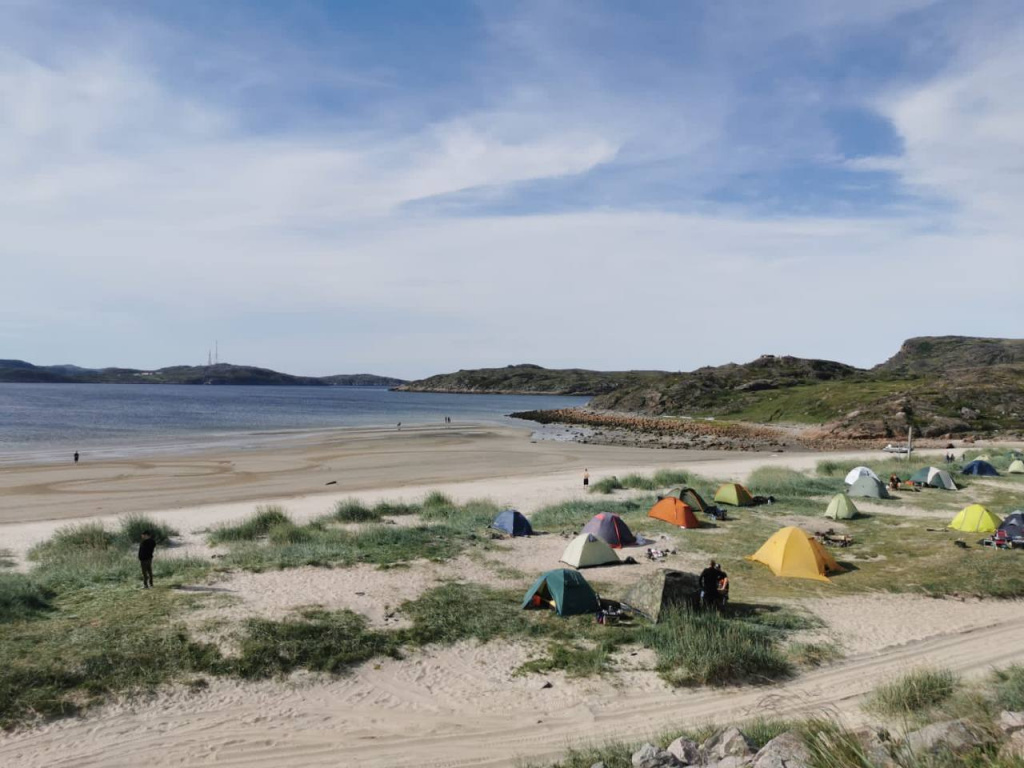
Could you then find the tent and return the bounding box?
[824,493,860,520]
[1008,460,1024,475]
[909,467,957,491]
[559,533,620,568]
[521,569,600,616]
[948,504,1002,533]
[491,509,533,537]
[848,475,890,499]
[648,497,700,528]
[581,513,636,548]
[998,511,1024,540]
[714,483,754,507]
[844,466,881,486]
[962,460,1000,477]
[661,487,710,514]
[620,569,700,622]
[747,526,844,582]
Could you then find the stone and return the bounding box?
[903,719,979,756]
[846,727,897,768]
[999,711,1024,734]
[751,731,811,768]
[666,736,700,765]
[703,727,756,761]
[631,743,683,768]
[714,757,753,768]
[1000,730,1024,760]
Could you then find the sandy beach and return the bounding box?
[2,424,1022,768]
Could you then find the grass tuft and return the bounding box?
[0,574,53,623]
[992,665,1024,712]
[208,505,292,544]
[590,476,624,494]
[866,667,960,718]
[331,500,381,523]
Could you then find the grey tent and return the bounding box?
[619,569,700,622]
[659,486,710,514]
[999,511,1024,540]
[848,475,890,499]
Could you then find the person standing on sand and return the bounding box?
[139,531,155,589]
[73,451,79,464]
[699,559,726,610]
[583,469,589,488]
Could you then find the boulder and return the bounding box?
[1000,711,1024,735]
[666,737,700,765]
[846,727,896,768]
[631,743,683,768]
[903,719,979,756]
[714,757,753,768]
[751,732,810,768]
[703,727,755,761]
[1000,730,1024,760]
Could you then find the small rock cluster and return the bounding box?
[592,712,1024,768]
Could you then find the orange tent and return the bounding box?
[648,497,700,529]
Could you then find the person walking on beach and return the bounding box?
[73,451,79,464]
[139,531,155,589]
[583,468,590,488]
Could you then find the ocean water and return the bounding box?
[0,384,588,465]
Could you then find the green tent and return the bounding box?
[521,569,600,616]
[714,482,754,507]
[661,486,709,513]
[909,466,957,490]
[848,475,890,499]
[620,569,700,623]
[824,493,860,520]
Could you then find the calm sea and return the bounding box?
[0,384,588,465]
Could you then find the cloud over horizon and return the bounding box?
[1,0,1021,378]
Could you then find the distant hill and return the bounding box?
[394,364,667,395]
[402,337,1024,439]
[0,360,405,387]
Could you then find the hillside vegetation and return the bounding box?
[394,363,665,395]
[0,360,404,387]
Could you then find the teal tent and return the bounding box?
[521,569,600,616]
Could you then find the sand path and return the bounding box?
[2,603,1023,768]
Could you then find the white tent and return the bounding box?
[925,467,957,491]
[559,533,620,569]
[844,466,881,485]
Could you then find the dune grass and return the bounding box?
[0,550,14,569]
[992,665,1024,712]
[0,574,53,623]
[208,505,292,544]
[590,468,703,495]
[865,667,960,718]
[746,467,840,498]
[330,500,381,523]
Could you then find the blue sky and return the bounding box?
[1,0,1021,377]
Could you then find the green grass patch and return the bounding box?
[787,641,843,668]
[330,500,381,523]
[0,574,53,623]
[747,467,840,498]
[992,665,1024,712]
[532,496,655,530]
[865,667,960,718]
[590,476,624,494]
[0,550,14,569]
[652,468,691,487]
[208,505,292,544]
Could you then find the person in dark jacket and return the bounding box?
[699,559,727,609]
[139,531,156,588]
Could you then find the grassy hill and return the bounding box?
[394,363,666,395]
[0,360,405,387]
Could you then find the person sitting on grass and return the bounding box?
[699,559,727,610]
[139,531,156,589]
[889,474,901,491]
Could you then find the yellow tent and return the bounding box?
[747,526,843,583]
[948,504,1002,533]
[1008,460,1024,475]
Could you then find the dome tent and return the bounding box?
[620,569,700,622]
[660,487,709,514]
[824,493,860,520]
[491,509,533,537]
[948,504,1002,533]
[648,497,700,528]
[559,533,620,568]
[844,466,880,486]
[998,511,1024,540]
[962,460,999,477]
[714,483,754,507]
[909,466,957,490]
[1008,460,1024,475]
[848,475,890,499]
[521,569,600,616]
[581,513,636,548]
[747,526,844,582]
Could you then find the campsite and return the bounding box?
[2,441,1024,767]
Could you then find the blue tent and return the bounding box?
[962,460,1000,477]
[491,509,533,536]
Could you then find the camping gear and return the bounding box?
[983,530,1012,549]
[559,533,620,568]
[962,460,1000,477]
[714,482,754,507]
[491,509,533,537]
[1008,460,1024,475]
[521,569,600,616]
[844,466,880,485]
[909,466,957,490]
[948,504,1002,533]
[581,513,636,548]
[747,526,844,582]
[660,487,710,514]
[619,569,700,622]
[998,511,1024,540]
[848,475,891,499]
[648,497,700,528]
[824,493,860,520]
